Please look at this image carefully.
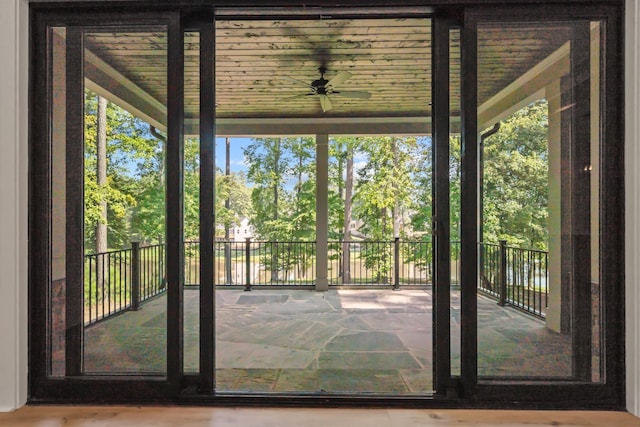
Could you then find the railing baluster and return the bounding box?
[245,238,251,291]
[393,237,400,290]
[95,255,100,321]
[88,255,93,324]
[131,241,140,311]
[108,252,112,316]
[498,240,507,306]
[116,251,120,311]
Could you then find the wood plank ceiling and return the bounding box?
[82,16,571,129]
[212,18,431,119]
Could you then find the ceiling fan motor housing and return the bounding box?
[312,78,329,94]
[313,66,330,94]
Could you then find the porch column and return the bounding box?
[316,133,329,291]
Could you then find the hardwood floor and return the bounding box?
[0,407,639,426]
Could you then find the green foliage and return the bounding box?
[482,101,549,250]
[350,136,423,280]
[244,137,316,242]
[84,91,149,250]
[353,136,419,239]
[84,93,252,252]
[406,101,550,251]
[83,88,550,283]
[216,171,252,231]
[244,137,316,280]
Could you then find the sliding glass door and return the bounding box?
[458,6,623,401]
[29,2,623,407]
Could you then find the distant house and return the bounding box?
[231,217,254,242]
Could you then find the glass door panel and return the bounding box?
[473,19,603,381]
[81,28,169,375]
[48,25,170,376]
[184,30,200,374]
[212,14,433,394]
[449,26,462,380]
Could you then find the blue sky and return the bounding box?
[214,137,251,174]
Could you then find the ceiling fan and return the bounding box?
[284,67,372,112]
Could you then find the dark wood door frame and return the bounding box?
[432,12,460,398]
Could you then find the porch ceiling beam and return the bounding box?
[84,49,168,132]
[478,42,570,130]
[189,116,437,137]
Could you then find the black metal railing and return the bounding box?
[84,242,165,326]
[478,240,548,318]
[84,238,548,324]
[85,247,131,325]
[328,240,395,286]
[327,239,442,287]
[184,239,317,288]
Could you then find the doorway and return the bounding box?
[29,2,624,407]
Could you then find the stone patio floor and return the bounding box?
[83,288,571,394]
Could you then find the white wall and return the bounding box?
[626,0,640,417]
[0,0,638,415]
[0,0,28,412]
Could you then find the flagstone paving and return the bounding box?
[83,288,571,394]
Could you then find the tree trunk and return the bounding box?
[271,139,280,282]
[381,207,388,284]
[337,149,344,278]
[274,138,280,222]
[96,96,108,288]
[96,96,108,253]
[297,138,303,198]
[342,147,353,284]
[392,138,401,239]
[225,137,232,284]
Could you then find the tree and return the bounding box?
[95,95,108,254]
[329,137,361,283]
[84,91,141,251]
[342,144,354,283]
[482,100,549,250]
[244,137,316,281]
[224,137,232,283]
[402,136,434,273]
[244,138,287,241]
[352,136,420,282]
[83,93,257,260]
[216,170,252,232]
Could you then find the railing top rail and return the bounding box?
[245,240,317,244]
[503,245,549,255]
[138,243,164,250]
[84,247,132,257]
[479,241,548,255]
[478,242,501,248]
[187,240,318,244]
[332,240,430,243]
[85,242,164,257]
[187,239,435,244]
[86,239,548,258]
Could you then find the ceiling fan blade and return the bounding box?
[281,93,312,101]
[319,94,332,112]
[333,91,372,100]
[284,76,313,89]
[326,71,352,88]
